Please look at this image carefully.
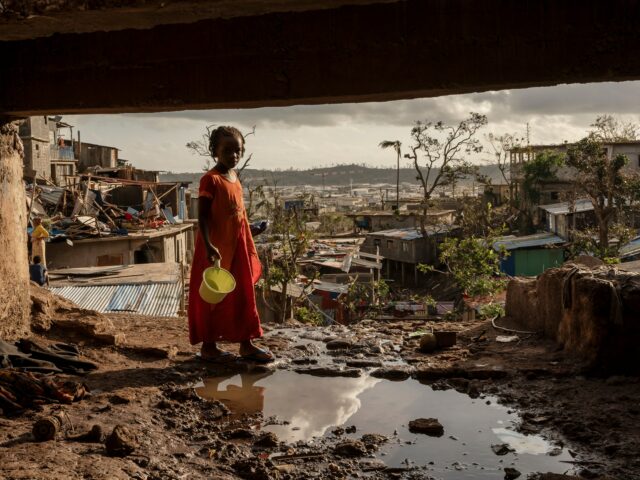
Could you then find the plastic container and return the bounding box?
[199,260,236,304]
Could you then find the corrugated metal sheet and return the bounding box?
[620,237,640,258]
[367,225,458,240]
[540,199,594,215]
[494,233,565,251]
[38,186,65,206]
[51,282,181,317]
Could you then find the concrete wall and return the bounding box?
[47,229,189,269]
[19,116,52,179]
[506,266,640,372]
[77,143,117,171]
[0,122,30,340]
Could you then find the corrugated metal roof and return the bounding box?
[366,225,458,240]
[540,199,594,215]
[619,237,640,258]
[313,281,349,294]
[494,232,565,251]
[51,282,181,317]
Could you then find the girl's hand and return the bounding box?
[206,245,222,265]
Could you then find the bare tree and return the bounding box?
[485,132,525,207]
[590,115,638,142]
[404,112,487,235]
[379,140,402,210]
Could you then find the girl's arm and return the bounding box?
[198,196,221,264]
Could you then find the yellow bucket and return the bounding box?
[199,260,236,304]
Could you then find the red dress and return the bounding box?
[188,170,263,344]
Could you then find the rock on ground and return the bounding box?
[408,418,444,437]
[105,425,138,457]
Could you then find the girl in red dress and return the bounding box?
[188,126,273,363]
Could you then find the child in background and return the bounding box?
[31,217,49,267]
[29,255,49,287]
[187,126,273,363]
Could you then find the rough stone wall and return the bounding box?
[506,265,640,372]
[535,268,568,338]
[0,122,30,340]
[504,278,539,332]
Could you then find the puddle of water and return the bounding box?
[196,371,575,478]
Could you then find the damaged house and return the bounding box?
[360,225,460,285]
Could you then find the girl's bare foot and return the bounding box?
[239,340,274,363]
[200,342,235,361]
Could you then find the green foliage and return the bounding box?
[458,200,510,237]
[339,279,390,321]
[478,303,505,319]
[521,151,564,205]
[294,305,324,326]
[419,203,508,296]
[566,135,639,258]
[566,223,635,260]
[604,257,621,265]
[411,294,436,308]
[318,213,352,236]
[438,235,507,296]
[259,184,313,322]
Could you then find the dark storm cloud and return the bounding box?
[128,81,640,128]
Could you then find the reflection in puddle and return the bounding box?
[492,428,552,455]
[197,371,380,441]
[196,371,574,478]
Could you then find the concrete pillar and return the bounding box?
[0,121,30,340]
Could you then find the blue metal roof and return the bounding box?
[493,232,565,251]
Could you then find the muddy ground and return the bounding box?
[1,292,638,480]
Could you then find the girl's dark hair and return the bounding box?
[208,126,245,158]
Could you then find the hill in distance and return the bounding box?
[160,163,505,187]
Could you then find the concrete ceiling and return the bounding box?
[0,0,398,40]
[2,0,640,116]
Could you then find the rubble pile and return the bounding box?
[26,176,186,242]
[0,369,88,416]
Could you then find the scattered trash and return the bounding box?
[0,369,89,416]
[32,410,72,441]
[496,335,520,343]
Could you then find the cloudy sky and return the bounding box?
[64,80,640,173]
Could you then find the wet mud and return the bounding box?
[0,314,637,479]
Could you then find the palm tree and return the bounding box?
[379,140,402,210]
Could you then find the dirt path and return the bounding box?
[1,309,637,479]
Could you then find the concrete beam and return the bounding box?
[2,0,640,115]
[0,1,400,41]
